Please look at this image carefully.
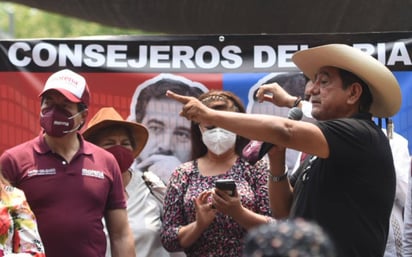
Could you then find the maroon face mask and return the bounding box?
[40,106,81,137]
[105,145,135,173]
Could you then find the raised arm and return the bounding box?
[166,90,329,159]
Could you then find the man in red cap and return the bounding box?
[0,69,135,257]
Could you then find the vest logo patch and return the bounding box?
[82,169,104,179]
[28,168,56,177]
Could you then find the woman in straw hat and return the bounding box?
[83,107,179,257]
[166,44,401,257]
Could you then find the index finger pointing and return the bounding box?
[166,90,192,104]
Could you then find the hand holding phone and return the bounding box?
[215,179,236,197]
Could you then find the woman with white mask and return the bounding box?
[161,90,274,257]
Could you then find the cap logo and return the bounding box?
[46,74,85,98]
[52,75,81,87]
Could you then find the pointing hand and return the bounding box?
[166,90,213,124]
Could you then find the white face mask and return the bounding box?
[201,127,237,155]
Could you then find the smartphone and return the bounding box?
[215,179,236,197]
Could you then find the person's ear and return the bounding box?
[81,109,89,121]
[347,82,362,104]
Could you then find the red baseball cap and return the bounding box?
[39,69,90,107]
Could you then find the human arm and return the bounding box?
[166,90,329,158]
[255,82,301,109]
[212,188,270,230]
[177,191,216,248]
[211,159,274,230]
[105,209,135,257]
[256,82,313,119]
[266,147,294,218]
[161,165,216,251]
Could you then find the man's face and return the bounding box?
[138,98,192,163]
[309,66,352,120]
[94,128,133,151]
[41,90,86,131]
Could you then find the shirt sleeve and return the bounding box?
[248,159,272,217]
[160,165,188,252]
[0,152,19,186]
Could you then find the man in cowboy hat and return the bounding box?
[0,69,135,257]
[166,44,401,257]
[83,107,183,257]
[253,77,410,257]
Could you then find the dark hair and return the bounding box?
[303,76,311,101]
[134,78,204,122]
[77,102,88,130]
[243,218,336,257]
[338,69,373,113]
[78,102,88,112]
[191,90,249,159]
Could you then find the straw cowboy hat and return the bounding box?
[83,107,148,158]
[292,44,402,118]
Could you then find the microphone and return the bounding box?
[242,107,303,165]
[287,106,304,120]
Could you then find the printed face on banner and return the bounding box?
[140,98,191,162]
[128,73,208,183]
[133,98,193,183]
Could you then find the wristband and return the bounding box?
[293,96,302,108]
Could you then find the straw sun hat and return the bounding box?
[83,107,148,158]
[292,44,402,118]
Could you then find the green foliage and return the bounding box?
[0,2,151,39]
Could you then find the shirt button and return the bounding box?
[62,161,67,165]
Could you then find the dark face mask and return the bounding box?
[40,106,82,137]
[105,145,135,173]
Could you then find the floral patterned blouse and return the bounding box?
[161,157,272,257]
[0,185,45,257]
